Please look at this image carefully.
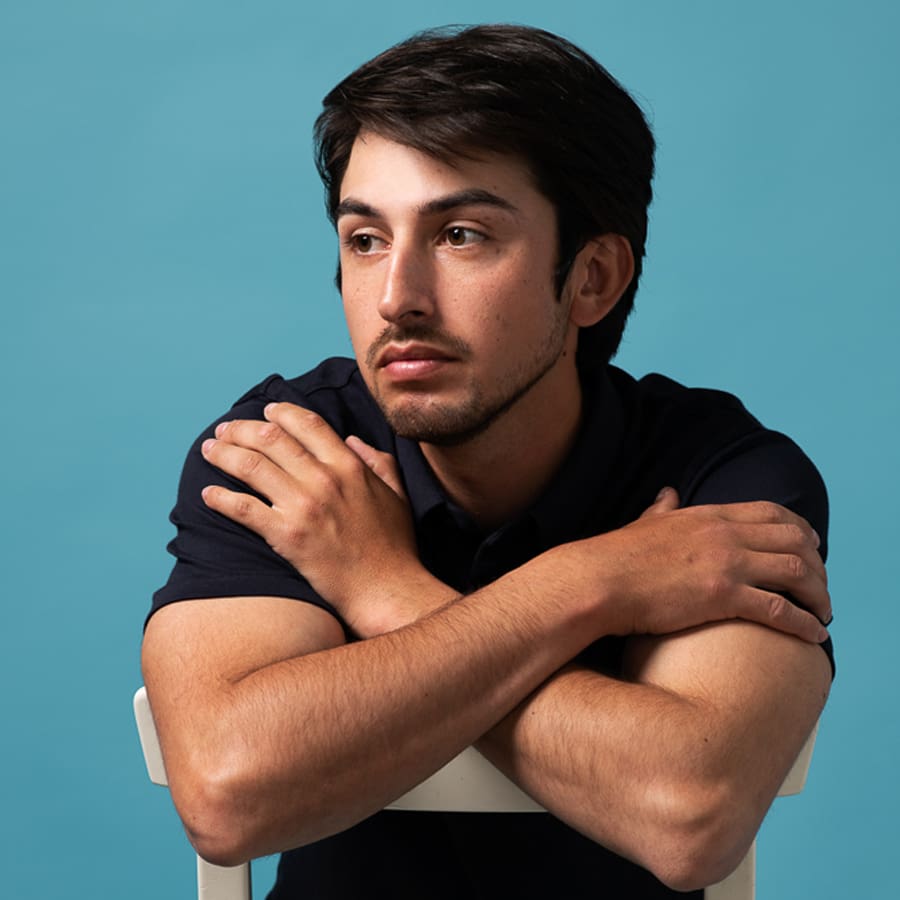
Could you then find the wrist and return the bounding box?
[533,539,619,637]
[344,565,459,639]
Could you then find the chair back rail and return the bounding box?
[134,687,817,900]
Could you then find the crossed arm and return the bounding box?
[141,403,831,890]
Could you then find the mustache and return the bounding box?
[365,324,472,368]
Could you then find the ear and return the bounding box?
[564,234,635,328]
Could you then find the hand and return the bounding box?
[199,403,443,634]
[583,488,831,643]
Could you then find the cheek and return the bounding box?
[477,265,557,337]
[341,295,379,356]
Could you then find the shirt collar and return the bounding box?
[395,436,450,525]
[393,366,624,547]
[526,366,623,546]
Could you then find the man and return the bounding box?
[143,24,833,899]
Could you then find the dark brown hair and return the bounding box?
[314,24,655,366]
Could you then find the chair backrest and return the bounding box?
[134,687,253,900]
[134,686,817,900]
[704,721,817,900]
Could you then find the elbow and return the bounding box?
[637,778,759,892]
[169,747,284,868]
[652,839,746,894]
[169,743,340,867]
[190,831,250,871]
[173,763,259,868]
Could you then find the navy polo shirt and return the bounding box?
[152,356,832,899]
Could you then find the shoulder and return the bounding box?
[150,359,376,624]
[598,366,827,537]
[235,356,359,405]
[686,430,829,557]
[606,366,760,432]
[226,357,390,442]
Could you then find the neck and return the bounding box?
[420,366,583,531]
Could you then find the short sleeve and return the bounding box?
[682,430,834,675]
[148,393,339,627]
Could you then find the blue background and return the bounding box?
[2,1,897,896]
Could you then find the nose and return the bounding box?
[377,242,436,324]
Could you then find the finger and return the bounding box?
[736,523,827,584]
[735,584,830,644]
[201,437,298,501]
[213,417,315,471]
[639,486,680,519]
[733,537,831,624]
[264,402,349,464]
[201,484,277,535]
[737,520,822,556]
[744,549,832,624]
[345,435,407,499]
[703,501,821,549]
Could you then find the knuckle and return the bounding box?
[765,592,790,624]
[233,494,255,520]
[703,571,732,604]
[703,544,740,580]
[237,450,261,477]
[282,521,308,547]
[784,523,807,548]
[338,449,366,475]
[785,553,808,581]
[294,466,341,506]
[754,500,783,522]
[316,468,342,499]
[299,407,327,430]
[718,545,742,572]
[258,422,284,445]
[273,402,321,431]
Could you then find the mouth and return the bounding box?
[375,343,458,382]
[377,343,456,367]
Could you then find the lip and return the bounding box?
[376,342,456,368]
[375,342,458,383]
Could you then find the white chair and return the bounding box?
[134,686,817,900]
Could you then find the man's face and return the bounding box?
[336,131,578,446]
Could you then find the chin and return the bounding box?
[384,406,494,447]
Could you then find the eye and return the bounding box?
[344,233,386,254]
[443,226,485,247]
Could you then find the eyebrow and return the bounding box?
[335,188,519,222]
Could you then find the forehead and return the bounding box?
[339,131,551,218]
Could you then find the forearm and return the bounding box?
[155,467,831,870]
[477,666,724,886]
[149,548,603,866]
[476,625,830,890]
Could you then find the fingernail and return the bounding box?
[215,421,230,437]
[264,403,277,417]
[202,439,215,454]
[656,487,671,502]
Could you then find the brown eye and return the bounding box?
[348,233,384,254]
[444,227,484,247]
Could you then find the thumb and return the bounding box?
[639,486,680,518]
[345,435,407,500]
